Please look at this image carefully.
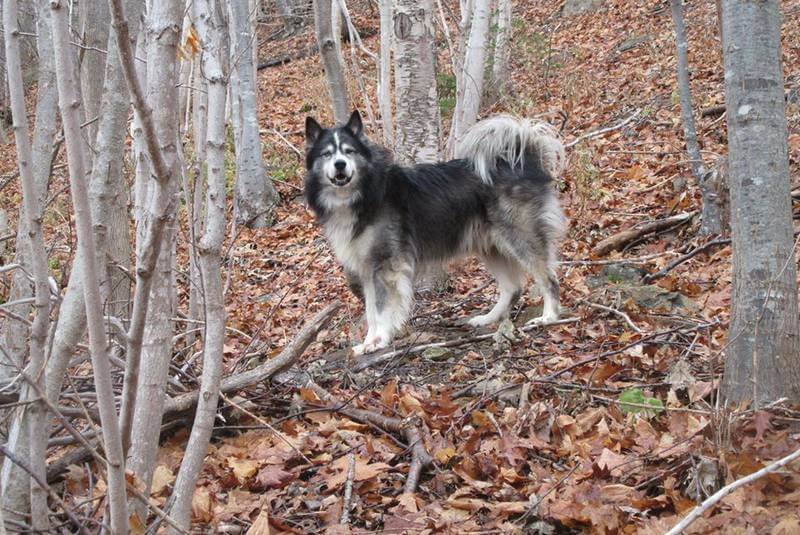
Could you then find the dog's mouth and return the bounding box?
[330,173,351,187]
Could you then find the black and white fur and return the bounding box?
[304,111,567,355]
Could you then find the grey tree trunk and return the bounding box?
[313,0,349,124]
[50,0,130,530]
[393,0,440,164]
[125,0,184,523]
[448,0,491,156]
[229,0,278,228]
[378,0,393,145]
[169,2,228,528]
[1,0,58,516]
[3,0,53,527]
[79,0,110,143]
[669,0,724,236]
[721,0,800,405]
[489,0,511,98]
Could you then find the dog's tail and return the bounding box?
[454,115,566,184]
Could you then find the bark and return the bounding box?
[721,0,800,405]
[669,0,724,236]
[448,0,490,155]
[489,0,511,97]
[122,0,184,523]
[393,0,440,164]
[79,0,110,143]
[169,3,228,528]
[229,0,278,228]
[3,0,52,527]
[378,0,393,145]
[49,1,129,531]
[313,0,349,124]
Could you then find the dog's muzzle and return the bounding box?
[331,173,351,186]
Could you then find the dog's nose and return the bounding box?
[334,160,347,171]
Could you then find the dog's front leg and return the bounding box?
[351,267,413,355]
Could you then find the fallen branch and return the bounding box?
[350,317,580,373]
[592,211,696,257]
[642,238,730,283]
[665,446,800,535]
[340,453,356,524]
[307,382,433,494]
[583,300,643,333]
[162,302,340,416]
[565,109,641,149]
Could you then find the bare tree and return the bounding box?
[490,0,511,98]
[169,2,229,528]
[669,0,725,236]
[393,0,440,164]
[3,0,52,527]
[378,0,393,145]
[49,0,129,530]
[313,0,349,123]
[229,0,278,228]
[79,0,110,143]
[721,0,800,405]
[448,0,491,155]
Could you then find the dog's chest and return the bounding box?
[323,212,372,273]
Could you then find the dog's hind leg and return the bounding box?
[468,254,525,327]
[527,255,560,325]
[352,261,415,355]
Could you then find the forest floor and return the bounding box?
[3,0,800,533]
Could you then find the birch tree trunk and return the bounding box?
[49,0,129,530]
[669,0,725,236]
[229,0,278,228]
[3,0,52,527]
[721,0,800,405]
[490,0,511,98]
[169,2,228,528]
[378,0,393,145]
[393,0,440,164]
[313,0,349,124]
[123,0,184,522]
[448,0,491,154]
[79,0,110,143]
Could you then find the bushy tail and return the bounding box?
[454,115,566,184]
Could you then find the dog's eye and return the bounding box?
[344,148,356,155]
[321,151,332,158]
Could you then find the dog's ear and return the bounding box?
[305,117,323,147]
[345,110,363,137]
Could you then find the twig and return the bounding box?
[665,446,800,535]
[565,109,641,148]
[0,444,91,535]
[264,128,303,158]
[642,238,730,283]
[340,453,356,525]
[592,211,696,257]
[583,300,643,333]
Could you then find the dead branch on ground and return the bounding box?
[592,211,696,257]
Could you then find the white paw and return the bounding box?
[526,312,558,327]
[468,314,496,328]
[351,334,390,355]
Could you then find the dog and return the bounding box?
[304,110,567,355]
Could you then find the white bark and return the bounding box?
[79,0,110,143]
[313,0,349,124]
[721,0,800,405]
[169,2,228,528]
[49,0,129,531]
[378,0,393,145]
[3,0,52,527]
[490,0,511,96]
[393,0,440,164]
[449,0,491,154]
[229,0,278,228]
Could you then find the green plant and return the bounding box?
[619,388,664,417]
[437,72,457,118]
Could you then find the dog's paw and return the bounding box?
[351,334,390,355]
[525,313,558,327]
[467,314,495,328]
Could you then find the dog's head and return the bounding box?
[304,110,372,190]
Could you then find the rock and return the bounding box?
[422,346,453,361]
[618,284,699,314]
[586,264,648,288]
[562,0,604,16]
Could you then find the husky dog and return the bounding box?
[304,110,567,355]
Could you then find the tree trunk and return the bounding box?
[378,0,393,145]
[393,0,440,164]
[313,0,349,124]
[229,0,278,228]
[669,0,725,236]
[721,0,800,405]
[49,0,129,530]
[489,0,511,98]
[79,0,110,143]
[448,0,491,155]
[123,0,184,523]
[169,3,228,529]
[3,0,53,527]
